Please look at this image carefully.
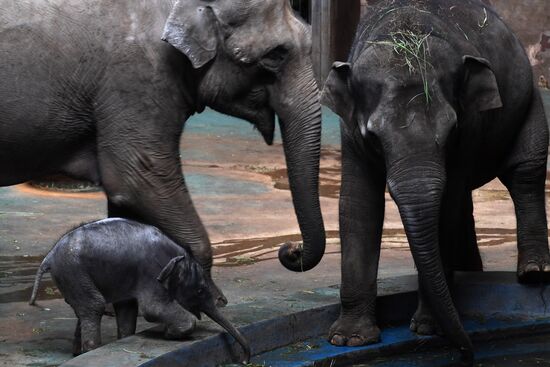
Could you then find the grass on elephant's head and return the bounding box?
[369,30,433,105]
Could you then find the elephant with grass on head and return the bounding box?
[322,0,549,365]
[0,0,326,318]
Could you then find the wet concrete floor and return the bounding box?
[1,96,550,366]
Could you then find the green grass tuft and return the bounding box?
[369,30,433,104]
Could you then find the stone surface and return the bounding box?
[1,103,550,366]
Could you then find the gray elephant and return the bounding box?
[0,0,326,308]
[29,218,250,362]
[321,0,549,364]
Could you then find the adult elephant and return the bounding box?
[0,0,325,308]
[322,0,548,364]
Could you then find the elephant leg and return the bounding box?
[142,300,196,340]
[329,137,385,347]
[453,192,482,272]
[98,134,227,307]
[58,273,105,353]
[500,89,550,283]
[73,298,105,353]
[501,159,550,282]
[114,299,138,339]
[72,318,82,356]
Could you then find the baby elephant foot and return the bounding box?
[72,342,82,356]
[410,308,442,336]
[164,318,196,340]
[517,249,550,283]
[328,314,380,347]
[81,340,101,353]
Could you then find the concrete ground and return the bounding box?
[1,92,550,366]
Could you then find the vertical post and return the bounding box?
[311,0,362,85]
[311,0,332,86]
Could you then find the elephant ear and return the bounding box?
[162,0,218,69]
[157,255,186,290]
[321,62,353,123]
[461,55,503,112]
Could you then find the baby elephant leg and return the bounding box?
[78,306,105,352]
[57,274,105,353]
[69,291,106,353]
[142,300,195,340]
[73,318,82,356]
[114,299,138,339]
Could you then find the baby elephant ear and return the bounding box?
[321,62,353,123]
[461,55,503,112]
[162,0,218,69]
[157,255,186,289]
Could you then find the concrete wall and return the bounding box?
[486,0,550,85]
[313,1,549,86]
[357,0,550,85]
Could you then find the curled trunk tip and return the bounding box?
[278,240,324,272]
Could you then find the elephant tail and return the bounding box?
[29,254,52,306]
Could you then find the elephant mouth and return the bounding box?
[252,107,276,145]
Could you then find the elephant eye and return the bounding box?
[260,45,290,72]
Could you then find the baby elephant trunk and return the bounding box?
[203,303,251,364]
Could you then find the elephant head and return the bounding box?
[158,255,251,363]
[321,33,502,361]
[162,0,326,272]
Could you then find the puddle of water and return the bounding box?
[250,165,341,199]
[0,256,62,304]
[213,231,340,266]
[185,107,342,147]
[187,173,270,197]
[352,338,550,367]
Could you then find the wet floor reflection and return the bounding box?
[0,256,60,303]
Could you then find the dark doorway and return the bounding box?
[291,0,311,23]
[311,0,361,83]
[332,0,361,61]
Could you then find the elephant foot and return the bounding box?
[104,303,116,317]
[328,314,380,347]
[164,318,196,340]
[410,308,442,336]
[72,343,82,357]
[81,340,100,353]
[517,250,550,284]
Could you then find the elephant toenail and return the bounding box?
[525,262,541,273]
[417,324,435,335]
[543,264,550,272]
[330,334,346,346]
[347,335,365,347]
[410,318,418,332]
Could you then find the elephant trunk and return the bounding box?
[387,158,473,364]
[272,58,326,272]
[203,302,251,364]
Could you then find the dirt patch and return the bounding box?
[16,183,105,200]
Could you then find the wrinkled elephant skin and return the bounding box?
[0,0,326,313]
[322,0,549,364]
[29,218,250,363]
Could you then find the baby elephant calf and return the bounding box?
[29,218,250,362]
